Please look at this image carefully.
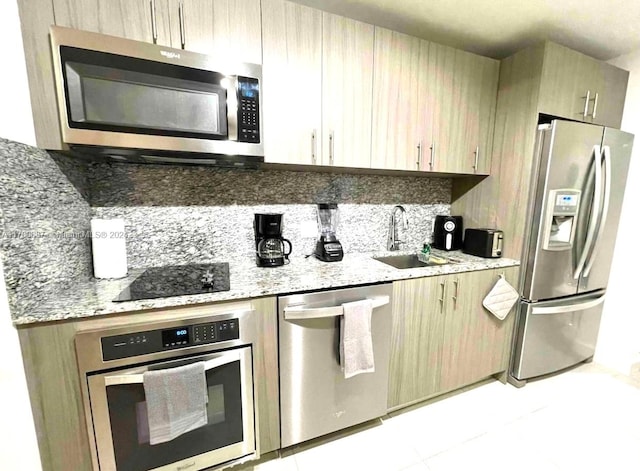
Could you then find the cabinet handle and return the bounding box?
[591,92,599,119]
[150,0,158,44]
[329,131,334,165]
[582,90,591,118]
[473,146,479,172]
[429,142,435,170]
[311,130,317,165]
[416,141,423,170]
[439,280,446,313]
[178,1,186,49]
[452,279,459,308]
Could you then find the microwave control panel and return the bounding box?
[237,77,260,143]
[101,318,240,361]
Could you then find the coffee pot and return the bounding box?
[254,213,292,267]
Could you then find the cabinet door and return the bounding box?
[371,28,422,171]
[53,0,172,46]
[388,276,447,409]
[322,12,374,168]
[261,0,322,165]
[440,267,518,392]
[429,45,498,175]
[538,42,598,123]
[473,55,500,175]
[167,0,261,62]
[593,63,628,129]
[428,42,457,173]
[167,0,214,53]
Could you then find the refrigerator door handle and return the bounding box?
[531,294,605,315]
[573,145,602,280]
[583,145,612,277]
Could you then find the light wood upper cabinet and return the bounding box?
[538,42,628,128]
[52,0,172,46]
[388,266,517,410]
[371,33,498,174]
[429,44,499,175]
[166,0,261,63]
[371,28,424,171]
[322,13,375,168]
[261,0,322,165]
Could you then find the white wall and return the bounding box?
[0,1,43,470]
[594,50,640,375]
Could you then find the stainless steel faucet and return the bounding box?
[387,205,409,251]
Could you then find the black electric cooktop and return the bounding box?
[113,263,230,302]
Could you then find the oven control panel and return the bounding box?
[101,318,240,361]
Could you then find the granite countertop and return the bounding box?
[13,250,519,325]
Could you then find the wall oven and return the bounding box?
[75,309,259,471]
[50,26,263,167]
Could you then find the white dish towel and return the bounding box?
[482,275,520,320]
[340,299,375,379]
[143,362,208,445]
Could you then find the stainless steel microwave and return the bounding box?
[50,26,263,167]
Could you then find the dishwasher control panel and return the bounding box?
[101,318,240,361]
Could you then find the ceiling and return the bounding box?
[288,0,640,61]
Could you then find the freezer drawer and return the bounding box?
[278,283,392,448]
[511,291,605,380]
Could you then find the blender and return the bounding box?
[313,203,344,262]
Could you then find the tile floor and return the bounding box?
[237,363,640,471]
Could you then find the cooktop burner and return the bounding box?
[113,263,230,302]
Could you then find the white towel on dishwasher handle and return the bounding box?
[482,275,520,320]
[340,299,375,379]
[143,361,208,445]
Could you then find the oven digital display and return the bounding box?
[162,328,190,347]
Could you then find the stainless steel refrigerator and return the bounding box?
[510,119,634,386]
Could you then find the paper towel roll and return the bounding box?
[91,219,128,279]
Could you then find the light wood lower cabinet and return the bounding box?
[18,298,280,471]
[388,266,518,410]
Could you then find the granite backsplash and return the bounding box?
[89,163,452,267]
[0,138,92,317]
[0,137,452,318]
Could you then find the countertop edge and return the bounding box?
[12,254,520,326]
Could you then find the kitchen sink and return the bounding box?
[373,254,454,269]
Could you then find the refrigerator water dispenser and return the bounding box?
[542,189,581,250]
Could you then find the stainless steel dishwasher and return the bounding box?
[278,283,393,447]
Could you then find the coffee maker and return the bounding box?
[313,203,344,262]
[254,213,292,267]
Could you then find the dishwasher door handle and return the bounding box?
[283,296,390,320]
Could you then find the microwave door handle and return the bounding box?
[283,296,390,320]
[573,145,602,279]
[583,145,612,276]
[103,350,242,386]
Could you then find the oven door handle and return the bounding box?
[283,295,389,320]
[103,350,242,387]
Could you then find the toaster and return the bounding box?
[463,228,503,258]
